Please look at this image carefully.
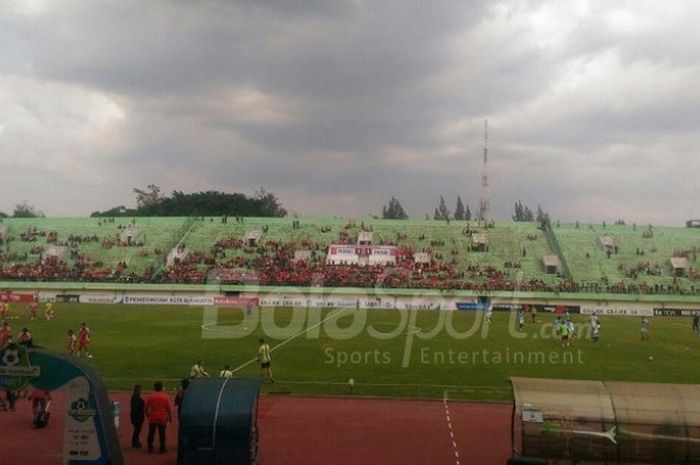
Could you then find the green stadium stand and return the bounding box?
[1,216,699,295]
[552,223,700,288]
[1,217,187,273]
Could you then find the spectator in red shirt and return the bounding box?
[28,389,51,417]
[145,381,171,454]
[17,328,32,347]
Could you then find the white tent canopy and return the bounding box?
[599,235,617,249]
[471,233,488,245]
[167,245,189,267]
[414,252,431,264]
[357,231,373,244]
[294,250,312,262]
[542,255,561,274]
[670,256,689,276]
[42,245,66,261]
[119,227,139,244]
[243,230,263,246]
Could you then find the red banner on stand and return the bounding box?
[0,292,37,303]
[213,296,259,307]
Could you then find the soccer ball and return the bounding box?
[648,356,654,361]
[2,349,20,367]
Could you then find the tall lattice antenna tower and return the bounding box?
[478,119,490,221]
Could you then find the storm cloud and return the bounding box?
[1,0,699,224]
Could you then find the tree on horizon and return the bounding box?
[381,197,409,219]
[13,201,44,218]
[91,187,287,217]
[454,196,466,220]
[513,200,535,222]
[434,196,450,221]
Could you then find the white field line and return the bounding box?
[229,309,346,374]
[101,377,510,391]
[211,377,230,448]
[443,390,461,465]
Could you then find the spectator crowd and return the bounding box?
[2,222,700,297]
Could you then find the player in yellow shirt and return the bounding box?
[45,302,54,320]
[258,338,274,383]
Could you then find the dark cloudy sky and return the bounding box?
[1,0,699,224]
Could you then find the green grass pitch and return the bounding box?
[9,304,700,401]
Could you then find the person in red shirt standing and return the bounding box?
[28,302,38,320]
[28,389,52,417]
[17,328,32,347]
[77,322,91,358]
[145,381,172,454]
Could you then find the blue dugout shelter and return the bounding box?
[178,378,261,465]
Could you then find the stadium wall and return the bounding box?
[2,282,700,316]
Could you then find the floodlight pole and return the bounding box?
[478,119,490,221]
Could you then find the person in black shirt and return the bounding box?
[130,384,145,449]
[174,378,189,419]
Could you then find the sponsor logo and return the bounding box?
[79,294,121,304]
[213,296,259,307]
[0,292,36,303]
[68,398,96,423]
[581,306,653,316]
[122,295,214,306]
[456,302,490,311]
[0,365,41,377]
[654,308,700,317]
[0,345,39,392]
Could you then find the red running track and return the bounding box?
[0,392,511,465]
